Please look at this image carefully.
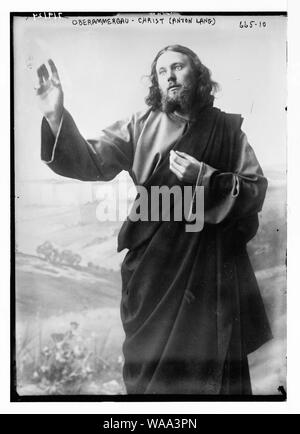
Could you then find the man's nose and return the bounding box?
[167,69,176,82]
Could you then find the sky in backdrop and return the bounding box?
[14,13,287,181]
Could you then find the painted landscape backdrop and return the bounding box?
[14,169,286,396]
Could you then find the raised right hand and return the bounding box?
[35,59,64,131]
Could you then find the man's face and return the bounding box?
[155,51,196,115]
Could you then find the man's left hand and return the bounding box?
[169,150,202,183]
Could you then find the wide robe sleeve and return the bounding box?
[41,108,135,181]
[198,131,268,230]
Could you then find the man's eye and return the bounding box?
[175,65,183,71]
[159,70,166,75]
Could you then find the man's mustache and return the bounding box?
[167,83,181,91]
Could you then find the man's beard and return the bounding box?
[160,83,196,115]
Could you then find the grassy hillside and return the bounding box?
[15,253,125,395]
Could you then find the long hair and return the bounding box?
[145,45,219,113]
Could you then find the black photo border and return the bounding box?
[10,10,287,403]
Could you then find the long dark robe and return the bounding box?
[41,106,272,395]
[118,107,271,394]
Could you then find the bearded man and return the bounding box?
[37,45,272,395]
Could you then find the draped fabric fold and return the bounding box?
[118,107,271,394]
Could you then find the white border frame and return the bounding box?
[2,0,299,415]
